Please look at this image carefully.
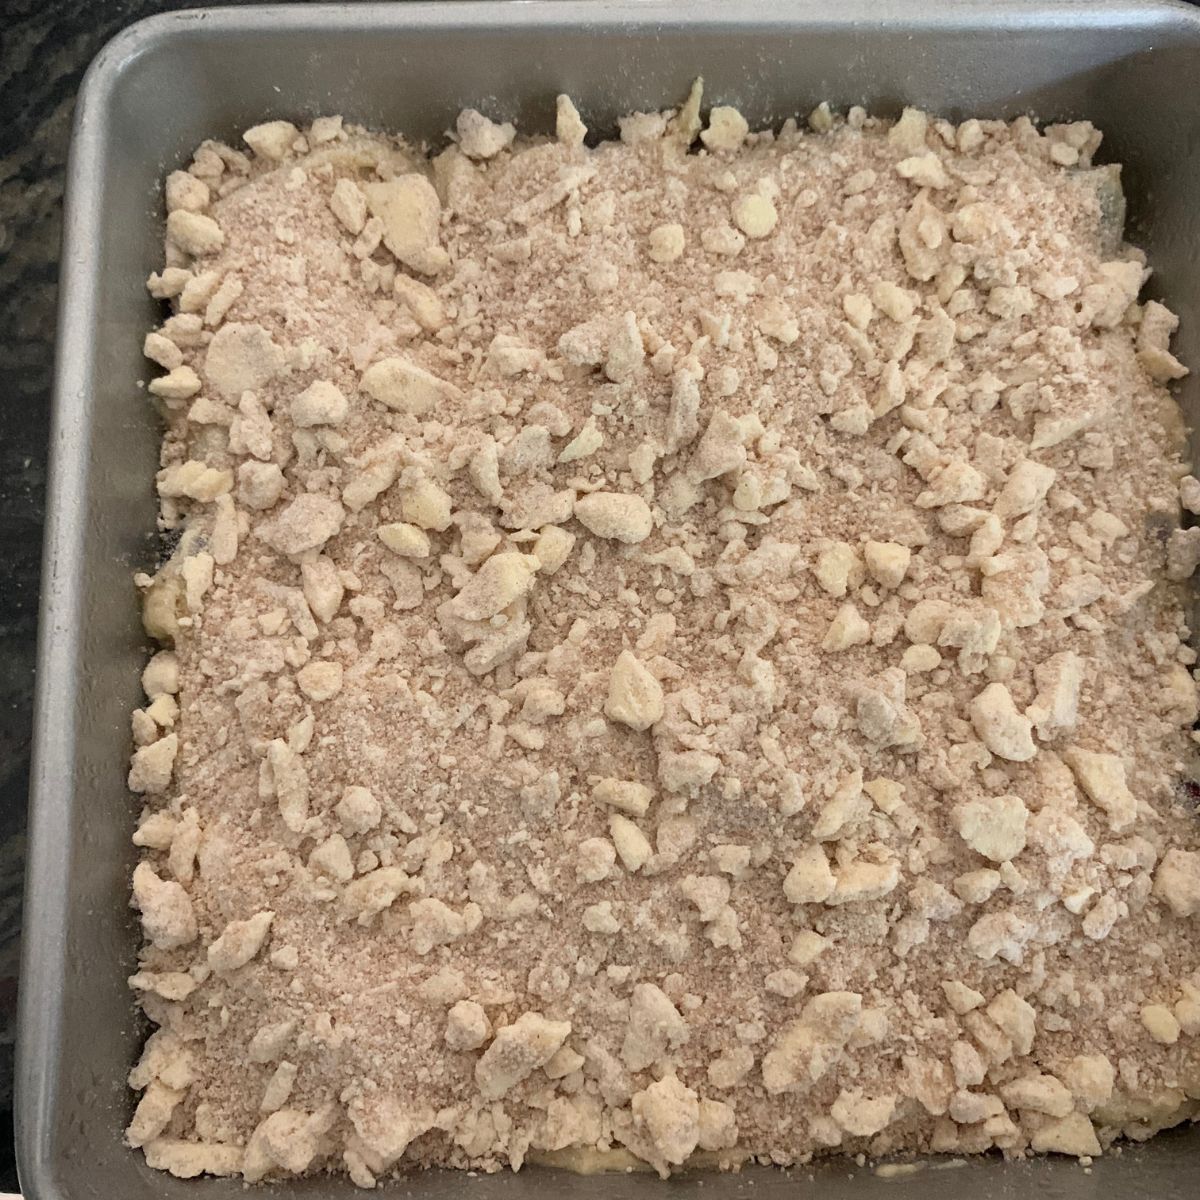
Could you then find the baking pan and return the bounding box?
[17,2,1200,1197]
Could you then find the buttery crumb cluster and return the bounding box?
[127,88,1200,1184]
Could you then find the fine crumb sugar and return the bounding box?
[127,91,1200,1184]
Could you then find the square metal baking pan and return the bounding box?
[17,1,1200,1197]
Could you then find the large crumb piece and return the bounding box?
[475,1012,572,1099]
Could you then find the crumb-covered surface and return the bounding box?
[126,94,1200,1184]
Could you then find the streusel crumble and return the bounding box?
[127,89,1199,1183]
